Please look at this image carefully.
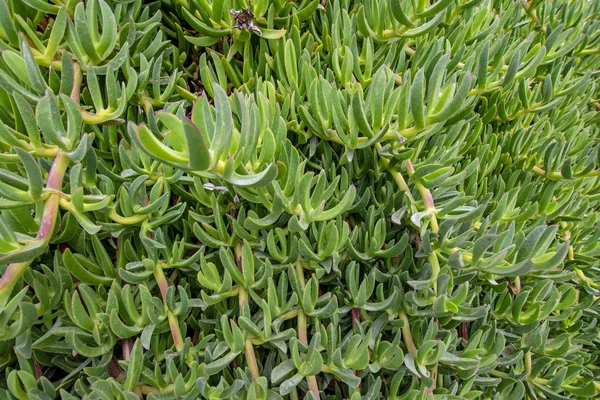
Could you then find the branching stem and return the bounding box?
[0,152,69,308]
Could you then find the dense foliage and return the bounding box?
[0,0,599,398]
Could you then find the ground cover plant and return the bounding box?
[0,0,599,398]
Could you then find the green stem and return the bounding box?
[489,370,510,378]
[139,384,175,395]
[575,268,600,289]
[297,300,309,345]
[406,160,440,293]
[0,152,69,308]
[108,208,148,225]
[295,262,320,399]
[520,0,541,26]
[167,310,184,352]
[154,262,183,351]
[375,143,415,203]
[235,243,260,381]
[429,251,441,295]
[532,165,600,180]
[406,160,439,233]
[71,62,83,104]
[175,85,198,103]
[579,48,600,55]
[31,147,60,158]
[399,311,417,354]
[378,148,441,295]
[524,351,532,376]
[244,336,260,380]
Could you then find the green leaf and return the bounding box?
[36,92,67,148]
[15,148,42,200]
[204,351,239,376]
[62,249,113,285]
[280,373,303,396]
[211,83,233,161]
[132,122,188,164]
[182,117,211,171]
[481,259,533,277]
[0,239,46,265]
[411,68,426,129]
[223,161,278,188]
[271,359,295,384]
[389,0,413,26]
[0,0,18,46]
[259,28,287,39]
[123,339,143,391]
[19,34,47,95]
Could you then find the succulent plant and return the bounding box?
[0,0,599,398]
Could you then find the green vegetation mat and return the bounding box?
[0,0,599,399]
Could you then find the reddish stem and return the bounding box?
[0,152,69,297]
[192,330,200,345]
[351,308,360,329]
[461,322,469,340]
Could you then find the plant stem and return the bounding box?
[406,160,439,233]
[579,48,600,55]
[524,351,532,376]
[138,384,174,395]
[154,262,169,301]
[375,143,415,203]
[0,152,69,308]
[378,147,441,295]
[532,165,600,180]
[431,366,438,391]
[71,62,83,104]
[575,268,600,289]
[109,208,148,225]
[520,0,541,26]
[167,311,184,351]
[489,370,510,378]
[295,262,320,399]
[234,243,260,381]
[428,251,441,295]
[406,160,440,293]
[154,262,183,351]
[399,311,417,354]
[244,337,260,380]
[351,308,361,393]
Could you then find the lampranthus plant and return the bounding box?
[0,0,599,398]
